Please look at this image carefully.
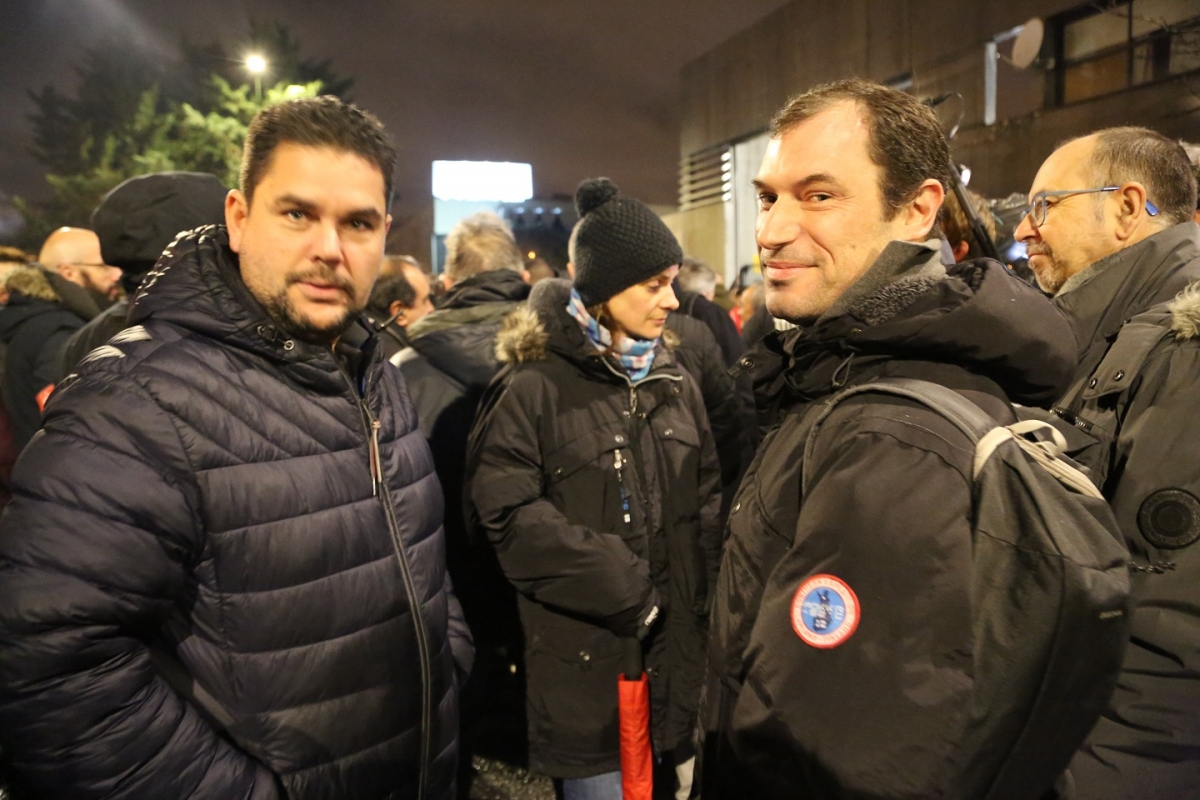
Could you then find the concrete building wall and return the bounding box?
[679,0,1200,192]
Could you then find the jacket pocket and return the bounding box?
[543,427,638,538]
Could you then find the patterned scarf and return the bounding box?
[567,288,658,382]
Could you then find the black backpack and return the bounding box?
[805,377,1132,800]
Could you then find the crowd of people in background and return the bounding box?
[0,77,1198,800]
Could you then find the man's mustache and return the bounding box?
[287,265,355,296]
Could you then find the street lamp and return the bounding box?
[246,54,267,100]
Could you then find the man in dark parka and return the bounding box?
[1015,126,1200,799]
[699,79,1079,799]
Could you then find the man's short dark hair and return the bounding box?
[367,274,416,319]
[240,96,396,209]
[1079,127,1198,226]
[942,188,997,260]
[444,212,523,284]
[380,254,422,279]
[771,78,951,219]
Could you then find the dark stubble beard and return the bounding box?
[260,264,361,346]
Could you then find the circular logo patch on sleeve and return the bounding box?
[1138,489,1200,550]
[791,574,860,649]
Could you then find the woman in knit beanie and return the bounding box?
[568,177,685,380]
[465,178,722,800]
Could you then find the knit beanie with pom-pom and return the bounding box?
[571,177,683,307]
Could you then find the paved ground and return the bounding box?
[467,757,555,800]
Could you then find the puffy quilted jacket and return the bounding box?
[0,226,469,800]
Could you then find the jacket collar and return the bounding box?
[409,270,531,339]
[743,245,1077,411]
[496,278,680,383]
[1055,221,1200,356]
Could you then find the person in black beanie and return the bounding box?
[56,172,228,378]
[466,177,723,800]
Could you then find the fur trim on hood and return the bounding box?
[494,278,680,366]
[4,266,60,303]
[1169,283,1200,341]
[496,304,548,365]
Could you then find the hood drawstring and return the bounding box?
[831,351,856,389]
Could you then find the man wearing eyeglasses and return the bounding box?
[1017,126,1200,798]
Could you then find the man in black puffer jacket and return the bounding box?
[700,80,1079,799]
[0,97,469,800]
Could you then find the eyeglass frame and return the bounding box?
[1022,185,1160,228]
[66,266,120,275]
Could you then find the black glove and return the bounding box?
[606,586,663,640]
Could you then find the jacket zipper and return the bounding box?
[599,359,681,531]
[345,370,433,800]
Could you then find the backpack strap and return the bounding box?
[803,377,1103,499]
[802,377,993,495]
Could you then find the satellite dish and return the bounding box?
[1011,18,1045,69]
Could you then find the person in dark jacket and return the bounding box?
[0,265,91,449]
[700,79,1079,799]
[467,178,723,800]
[673,257,758,502]
[568,238,752,523]
[676,257,744,369]
[57,171,229,379]
[395,211,530,793]
[1015,127,1200,798]
[0,96,469,800]
[365,259,433,362]
[468,181,720,800]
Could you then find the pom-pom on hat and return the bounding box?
[571,177,683,307]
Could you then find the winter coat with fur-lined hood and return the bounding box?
[0,266,93,450]
[1045,221,1200,799]
[464,278,723,779]
[0,226,469,800]
[699,242,1080,800]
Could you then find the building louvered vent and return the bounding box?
[679,144,732,210]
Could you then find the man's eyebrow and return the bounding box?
[344,207,385,225]
[273,194,320,213]
[753,174,843,193]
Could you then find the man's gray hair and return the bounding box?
[443,212,523,285]
[678,256,717,296]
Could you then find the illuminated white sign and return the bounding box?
[432,161,533,202]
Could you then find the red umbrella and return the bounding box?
[618,640,653,800]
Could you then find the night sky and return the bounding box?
[0,0,791,250]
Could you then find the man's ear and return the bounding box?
[56,263,79,282]
[904,179,946,240]
[1113,182,1151,242]
[388,299,410,328]
[952,240,971,263]
[225,190,249,253]
[521,269,533,284]
[442,273,454,291]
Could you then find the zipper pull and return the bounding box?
[369,418,383,496]
[613,448,631,524]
